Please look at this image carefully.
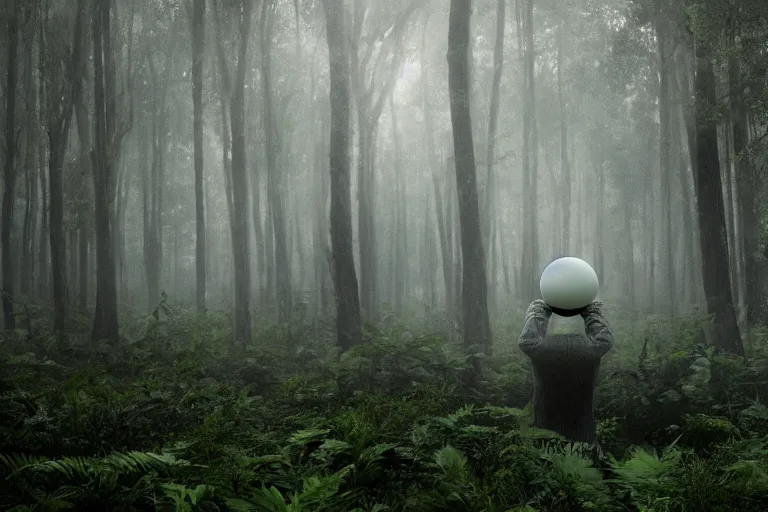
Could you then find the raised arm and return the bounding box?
[518,299,552,354]
[580,301,614,358]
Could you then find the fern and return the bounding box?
[227,465,354,511]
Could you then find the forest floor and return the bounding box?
[1,304,768,511]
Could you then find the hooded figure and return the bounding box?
[518,299,613,443]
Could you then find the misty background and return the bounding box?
[0,0,766,355]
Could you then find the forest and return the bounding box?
[1,0,767,510]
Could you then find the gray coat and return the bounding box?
[518,299,614,443]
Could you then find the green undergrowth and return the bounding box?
[1,307,767,511]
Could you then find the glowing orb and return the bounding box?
[539,257,599,314]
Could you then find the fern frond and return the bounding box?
[0,453,49,477]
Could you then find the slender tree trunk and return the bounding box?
[693,38,743,355]
[390,94,408,315]
[213,16,235,246]
[46,0,86,331]
[322,0,362,350]
[260,1,292,322]
[230,0,253,345]
[75,76,92,314]
[141,128,158,307]
[21,39,37,301]
[721,117,738,310]
[669,47,696,306]
[557,18,571,256]
[647,135,656,311]
[191,0,207,314]
[594,145,605,284]
[623,184,635,309]
[657,19,675,317]
[91,0,120,342]
[729,55,761,325]
[356,115,377,320]
[114,159,130,304]
[519,0,539,300]
[249,164,266,302]
[675,42,703,304]
[421,14,456,322]
[450,164,463,330]
[78,226,88,312]
[448,0,492,355]
[143,38,173,308]
[424,190,438,308]
[484,0,505,316]
[574,146,583,257]
[37,144,49,300]
[2,0,20,329]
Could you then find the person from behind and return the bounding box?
[517,257,614,444]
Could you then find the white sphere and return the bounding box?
[539,257,599,311]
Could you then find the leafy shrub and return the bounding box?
[1,310,767,510]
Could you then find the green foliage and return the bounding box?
[1,311,767,510]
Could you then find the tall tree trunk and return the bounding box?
[657,18,675,317]
[141,128,159,307]
[260,1,292,323]
[249,158,266,303]
[448,0,492,355]
[670,46,696,305]
[729,55,761,325]
[313,73,332,314]
[693,37,743,355]
[37,143,49,300]
[519,0,539,301]
[622,184,635,309]
[676,35,704,304]
[312,88,332,314]
[594,144,605,284]
[390,94,407,315]
[212,5,235,248]
[721,116,738,311]
[2,0,20,329]
[75,77,92,314]
[46,0,86,331]
[322,0,362,350]
[449,162,463,331]
[356,115,377,319]
[424,189,437,308]
[143,38,174,308]
[421,13,456,323]
[91,0,121,342]
[246,70,265,304]
[191,0,206,314]
[647,134,656,311]
[114,159,129,304]
[78,225,89,312]
[21,37,37,302]
[557,17,571,256]
[484,0,505,315]
[230,0,253,345]
[573,145,583,257]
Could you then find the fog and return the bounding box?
[3,1,768,509]
[1,0,766,353]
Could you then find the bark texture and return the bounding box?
[693,38,744,355]
[322,0,362,351]
[448,0,492,354]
